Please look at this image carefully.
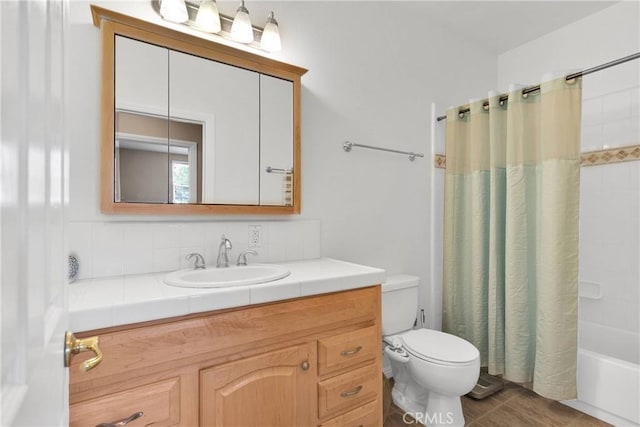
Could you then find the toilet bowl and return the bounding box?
[382,275,480,427]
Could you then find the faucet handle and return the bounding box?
[185,253,206,270]
[236,250,258,266]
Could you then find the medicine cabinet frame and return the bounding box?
[91,5,307,215]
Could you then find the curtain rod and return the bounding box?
[436,52,640,122]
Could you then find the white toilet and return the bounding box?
[382,275,480,427]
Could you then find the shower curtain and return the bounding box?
[442,76,581,400]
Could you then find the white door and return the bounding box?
[1,0,69,425]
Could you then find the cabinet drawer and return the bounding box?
[318,325,377,376]
[70,377,180,427]
[318,363,379,419]
[318,400,380,427]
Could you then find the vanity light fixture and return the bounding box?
[230,0,254,44]
[160,0,189,23]
[194,0,221,33]
[260,12,281,52]
[154,0,282,53]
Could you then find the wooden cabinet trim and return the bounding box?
[91,5,307,215]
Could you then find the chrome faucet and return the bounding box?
[216,235,233,268]
[185,253,206,270]
[236,250,257,266]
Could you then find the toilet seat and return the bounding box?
[400,329,479,366]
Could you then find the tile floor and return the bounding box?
[383,377,612,427]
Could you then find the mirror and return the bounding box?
[93,5,306,214]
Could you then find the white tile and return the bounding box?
[342,271,385,288]
[153,223,181,248]
[249,279,300,304]
[179,222,205,248]
[123,247,153,275]
[302,220,322,259]
[602,90,632,122]
[284,222,305,261]
[630,86,639,119]
[581,97,602,127]
[92,247,124,278]
[602,118,634,147]
[188,288,251,314]
[580,123,603,152]
[123,223,153,249]
[267,244,287,263]
[112,297,189,325]
[300,277,342,296]
[153,247,180,272]
[69,306,113,332]
[92,222,124,250]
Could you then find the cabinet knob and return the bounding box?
[96,411,143,427]
[300,360,310,371]
[64,331,103,372]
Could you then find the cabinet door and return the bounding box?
[259,74,293,206]
[169,50,260,205]
[114,36,170,203]
[200,344,312,426]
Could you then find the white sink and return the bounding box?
[163,264,290,288]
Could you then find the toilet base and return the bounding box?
[392,387,466,427]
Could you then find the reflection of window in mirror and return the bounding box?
[115,110,203,204]
[172,161,190,204]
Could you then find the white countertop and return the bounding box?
[69,258,386,332]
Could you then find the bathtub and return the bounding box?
[562,321,640,426]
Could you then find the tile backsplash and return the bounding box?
[69,220,321,280]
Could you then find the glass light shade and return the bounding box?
[230,2,254,44]
[195,0,221,33]
[160,0,188,23]
[260,12,281,52]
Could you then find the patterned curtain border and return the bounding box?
[434,144,640,169]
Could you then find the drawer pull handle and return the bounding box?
[340,385,363,398]
[96,411,143,427]
[301,360,310,371]
[340,346,362,356]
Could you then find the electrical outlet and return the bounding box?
[248,225,262,248]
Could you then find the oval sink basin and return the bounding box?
[164,264,290,288]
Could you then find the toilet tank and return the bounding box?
[381,275,419,335]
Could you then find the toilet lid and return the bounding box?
[400,329,479,364]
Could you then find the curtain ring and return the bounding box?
[566,77,578,85]
[458,111,465,119]
[522,92,529,99]
[482,103,489,111]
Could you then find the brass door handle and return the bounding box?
[64,331,103,371]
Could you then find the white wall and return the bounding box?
[498,1,640,345]
[66,1,497,319]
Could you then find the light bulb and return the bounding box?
[160,0,188,23]
[195,0,221,33]
[230,0,254,44]
[260,11,281,52]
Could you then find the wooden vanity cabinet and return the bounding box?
[69,286,382,426]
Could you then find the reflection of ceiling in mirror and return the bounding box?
[116,135,189,155]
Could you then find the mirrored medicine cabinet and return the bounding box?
[91,5,307,215]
